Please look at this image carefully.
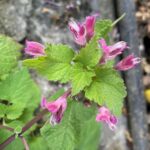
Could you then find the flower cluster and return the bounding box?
[99,39,140,71]
[24,15,141,131]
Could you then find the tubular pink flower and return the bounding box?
[99,39,128,64]
[69,21,86,46]
[96,106,118,130]
[84,15,96,40]
[69,15,97,46]
[115,54,141,71]
[24,40,45,56]
[41,91,70,126]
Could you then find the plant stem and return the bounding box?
[19,136,30,150]
[0,134,16,149]
[0,109,48,150]
[112,13,126,27]
[20,109,48,135]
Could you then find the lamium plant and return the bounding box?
[0,14,140,150]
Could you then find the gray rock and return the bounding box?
[0,0,32,41]
[100,116,129,150]
[27,0,75,44]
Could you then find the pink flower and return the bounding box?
[41,91,70,125]
[69,15,97,46]
[115,54,141,71]
[69,21,86,46]
[24,40,45,56]
[96,106,118,130]
[99,39,128,64]
[84,15,96,40]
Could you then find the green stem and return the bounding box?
[112,13,126,27]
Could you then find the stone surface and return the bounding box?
[27,0,89,44]
[100,116,129,150]
[0,0,32,41]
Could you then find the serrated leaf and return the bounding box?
[5,82,41,138]
[29,137,49,150]
[18,82,41,123]
[74,36,101,67]
[0,68,38,119]
[76,117,101,150]
[74,103,97,122]
[71,63,95,95]
[23,44,75,83]
[85,67,126,115]
[95,20,112,38]
[0,35,22,77]
[46,44,75,63]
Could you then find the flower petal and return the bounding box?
[25,40,45,56]
[115,54,141,71]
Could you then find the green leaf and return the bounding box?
[74,36,101,68]
[76,117,101,150]
[85,67,126,115]
[0,35,22,77]
[41,100,100,150]
[0,103,7,117]
[23,44,75,83]
[73,102,97,122]
[3,76,41,137]
[95,20,112,38]
[104,59,115,68]
[49,88,65,101]
[46,44,75,63]
[7,120,23,130]
[3,82,41,137]
[71,63,95,95]
[29,137,49,150]
[0,68,38,119]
